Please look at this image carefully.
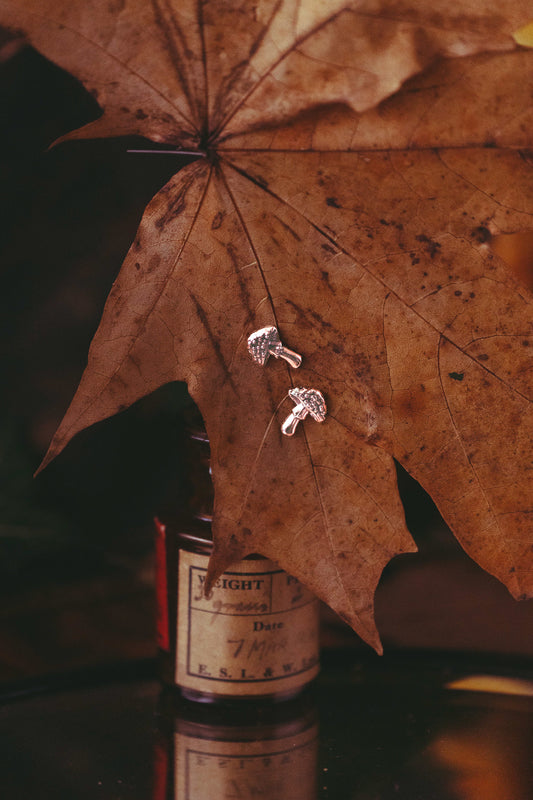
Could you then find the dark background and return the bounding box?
[1,35,533,684]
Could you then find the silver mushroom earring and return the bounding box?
[281,388,327,436]
[247,326,302,369]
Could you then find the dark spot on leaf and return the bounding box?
[211,210,225,230]
[321,270,333,291]
[472,225,491,244]
[337,552,347,559]
[326,196,341,208]
[416,234,441,259]
[148,254,160,273]
[135,262,141,271]
[470,292,475,298]
[454,290,462,296]
[523,341,530,347]
[379,218,391,226]
[136,108,148,120]
[285,299,334,332]
[448,372,464,381]
[156,186,188,228]
[477,353,489,361]
[309,308,331,328]
[321,243,337,254]
[242,528,253,537]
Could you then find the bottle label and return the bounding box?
[174,722,318,799]
[175,550,319,696]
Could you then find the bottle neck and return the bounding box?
[157,401,213,538]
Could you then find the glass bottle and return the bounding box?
[154,407,320,702]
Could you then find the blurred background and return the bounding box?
[1,32,533,685]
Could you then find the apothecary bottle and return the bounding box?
[154,409,320,702]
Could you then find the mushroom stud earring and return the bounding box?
[281,387,327,436]
[247,326,302,369]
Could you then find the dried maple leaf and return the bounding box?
[2,0,533,650]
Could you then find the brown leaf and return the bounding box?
[3,0,533,649]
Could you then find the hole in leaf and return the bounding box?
[491,230,533,292]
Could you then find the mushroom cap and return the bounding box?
[247,326,281,364]
[288,387,327,422]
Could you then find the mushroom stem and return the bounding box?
[281,403,308,436]
[269,344,302,369]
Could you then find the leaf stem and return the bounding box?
[126,149,206,156]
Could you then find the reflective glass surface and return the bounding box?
[1,651,533,799]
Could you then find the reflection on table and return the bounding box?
[1,654,533,798]
[154,690,318,800]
